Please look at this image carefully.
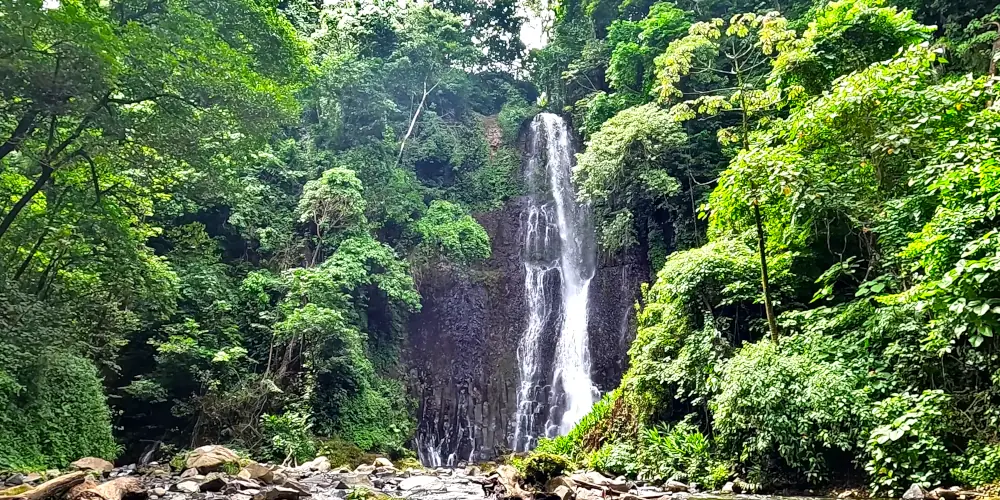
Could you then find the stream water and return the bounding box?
[513,113,599,451]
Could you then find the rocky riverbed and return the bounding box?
[0,446,987,500]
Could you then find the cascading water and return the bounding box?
[513,113,599,451]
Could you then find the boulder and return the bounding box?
[576,489,602,500]
[185,445,241,473]
[297,457,331,473]
[336,474,373,489]
[44,470,60,479]
[245,463,275,484]
[7,474,24,486]
[152,487,167,496]
[398,475,444,491]
[903,484,929,500]
[200,473,228,492]
[354,464,376,475]
[930,488,959,500]
[838,490,858,499]
[464,466,482,477]
[545,477,577,493]
[663,480,689,493]
[253,486,305,500]
[174,480,201,493]
[570,472,628,493]
[553,485,575,500]
[373,457,393,468]
[180,468,199,479]
[721,481,741,494]
[71,458,114,474]
[24,473,42,483]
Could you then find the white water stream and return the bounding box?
[513,113,598,451]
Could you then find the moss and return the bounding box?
[395,457,423,470]
[169,451,189,472]
[0,485,33,496]
[522,452,573,486]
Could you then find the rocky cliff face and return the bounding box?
[403,198,647,464]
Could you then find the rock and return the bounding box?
[153,487,167,496]
[721,481,741,494]
[663,480,689,493]
[398,475,444,491]
[373,457,393,468]
[175,480,201,493]
[618,494,641,500]
[44,469,60,479]
[7,474,24,486]
[186,445,241,473]
[245,463,275,484]
[24,473,42,483]
[335,474,373,489]
[71,458,114,474]
[930,488,958,500]
[253,486,305,500]
[576,489,602,500]
[838,490,858,499]
[238,469,253,481]
[553,485,576,500]
[180,469,200,479]
[464,466,481,477]
[545,477,577,493]
[674,493,691,500]
[233,495,253,500]
[281,479,310,497]
[903,484,929,500]
[200,473,229,492]
[570,472,628,493]
[354,464,376,475]
[298,457,331,473]
[271,471,288,486]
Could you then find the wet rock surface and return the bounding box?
[405,194,647,464]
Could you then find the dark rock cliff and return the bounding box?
[403,197,647,464]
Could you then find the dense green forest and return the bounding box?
[4,0,1000,494]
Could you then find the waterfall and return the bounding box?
[513,113,599,451]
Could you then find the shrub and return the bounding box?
[637,418,713,483]
[261,410,316,463]
[317,438,369,468]
[521,452,574,486]
[952,442,1000,488]
[866,390,954,496]
[0,353,120,470]
[712,340,869,483]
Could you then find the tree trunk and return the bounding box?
[0,472,87,500]
[0,164,53,241]
[754,202,780,343]
[0,109,39,163]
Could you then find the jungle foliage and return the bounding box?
[527,0,1000,492]
[0,0,531,470]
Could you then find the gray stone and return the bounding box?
[181,468,200,479]
[200,473,228,492]
[354,465,376,475]
[373,457,393,468]
[903,484,929,500]
[253,486,304,500]
[398,475,445,491]
[6,474,23,486]
[721,482,741,494]
[298,457,331,473]
[24,473,41,483]
[153,487,168,496]
[175,480,201,493]
[931,488,958,500]
[553,485,575,500]
[663,480,688,493]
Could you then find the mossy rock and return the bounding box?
[317,439,370,469]
[522,452,573,486]
[395,457,424,470]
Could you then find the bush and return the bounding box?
[952,442,1000,488]
[866,390,953,496]
[521,452,574,486]
[711,340,869,483]
[317,438,370,468]
[637,418,713,484]
[0,353,120,470]
[261,410,316,463]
